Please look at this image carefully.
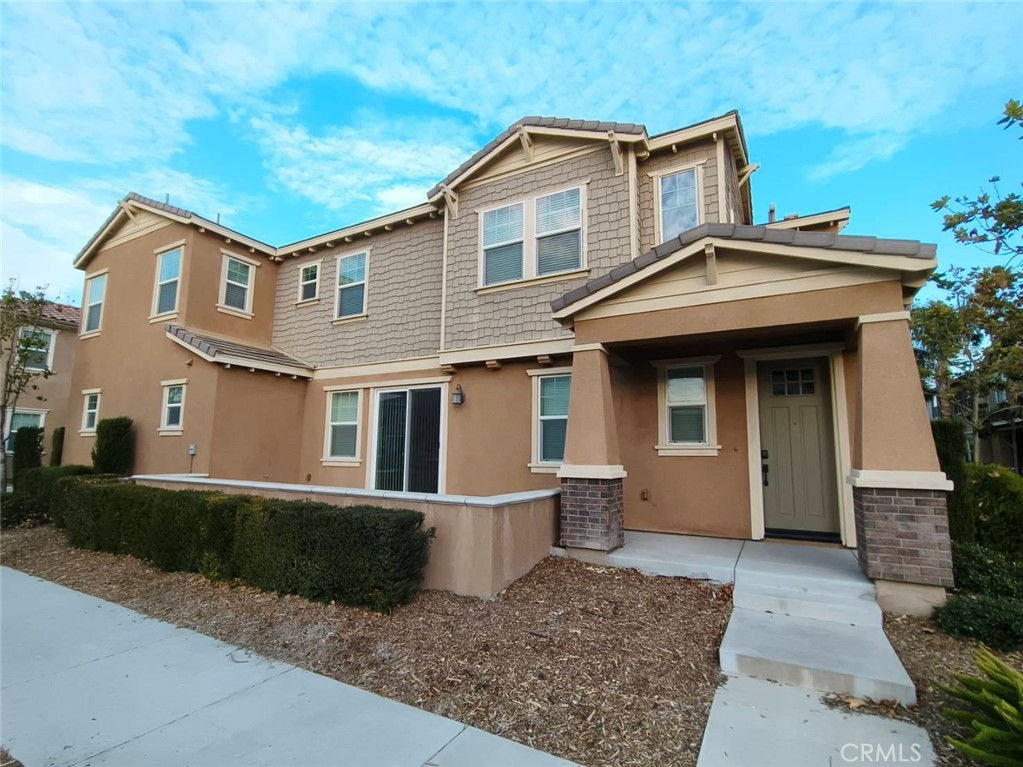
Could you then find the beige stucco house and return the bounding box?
[64,111,953,603]
[5,301,80,467]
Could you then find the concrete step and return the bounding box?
[733,582,883,627]
[734,541,875,600]
[605,533,742,583]
[719,608,916,705]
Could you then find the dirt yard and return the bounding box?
[0,526,732,767]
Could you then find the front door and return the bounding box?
[373,387,443,493]
[757,358,840,537]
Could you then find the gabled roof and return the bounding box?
[39,301,81,329]
[551,222,937,318]
[75,193,277,269]
[427,116,647,200]
[165,324,312,378]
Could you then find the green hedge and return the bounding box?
[967,463,1023,562]
[931,419,973,543]
[952,542,1023,601]
[91,417,135,475]
[1,492,40,528]
[935,593,1023,651]
[12,425,43,482]
[13,465,95,526]
[50,426,65,467]
[58,478,434,611]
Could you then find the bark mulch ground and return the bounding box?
[827,613,1023,766]
[0,525,732,767]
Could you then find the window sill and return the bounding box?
[149,312,178,324]
[528,463,561,474]
[477,268,589,295]
[321,459,361,467]
[331,314,368,326]
[216,304,253,320]
[158,428,184,436]
[296,298,321,307]
[655,444,721,457]
[79,331,102,340]
[79,430,97,437]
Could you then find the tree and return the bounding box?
[1,285,53,491]
[912,266,1022,461]
[931,99,1022,265]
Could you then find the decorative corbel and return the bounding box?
[704,243,718,286]
[118,201,138,224]
[517,125,534,163]
[439,184,459,219]
[737,163,760,189]
[608,130,624,176]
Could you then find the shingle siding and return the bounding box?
[637,140,718,253]
[272,218,444,367]
[443,147,630,349]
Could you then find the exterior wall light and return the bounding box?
[452,384,465,406]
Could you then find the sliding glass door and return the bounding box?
[373,387,442,493]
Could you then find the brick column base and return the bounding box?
[560,477,624,551]
[853,487,954,588]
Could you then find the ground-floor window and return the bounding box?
[654,356,720,457]
[528,369,572,471]
[81,390,101,433]
[372,386,442,493]
[325,390,360,461]
[160,380,187,433]
[4,410,45,453]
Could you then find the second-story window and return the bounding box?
[222,257,253,313]
[83,273,106,334]
[299,263,319,302]
[536,188,582,276]
[153,246,182,316]
[19,327,55,371]
[482,202,525,285]
[336,252,367,319]
[658,168,700,241]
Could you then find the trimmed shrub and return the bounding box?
[941,647,1023,766]
[1,492,41,528]
[967,464,1023,562]
[12,426,43,482]
[935,594,1023,651]
[953,542,1023,601]
[232,501,434,611]
[91,417,135,475]
[50,426,65,467]
[14,465,94,524]
[932,419,974,543]
[58,479,434,612]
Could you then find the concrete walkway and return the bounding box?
[0,567,573,767]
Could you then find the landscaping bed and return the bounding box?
[829,613,1023,766]
[0,526,731,767]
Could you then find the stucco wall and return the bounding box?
[636,140,718,252]
[272,218,445,367]
[443,147,629,349]
[134,477,559,598]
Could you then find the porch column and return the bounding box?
[557,344,627,551]
[851,314,954,612]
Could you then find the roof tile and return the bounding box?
[166,325,311,376]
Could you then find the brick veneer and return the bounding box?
[853,487,954,588]
[560,477,624,551]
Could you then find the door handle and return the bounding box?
[761,449,769,487]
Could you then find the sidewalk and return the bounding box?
[0,567,574,767]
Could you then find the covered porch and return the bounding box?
[550,223,955,605]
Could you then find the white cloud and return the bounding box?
[806,135,907,182]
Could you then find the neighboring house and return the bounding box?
[928,387,1022,471]
[4,302,81,462]
[63,111,953,603]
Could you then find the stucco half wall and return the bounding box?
[133,476,559,599]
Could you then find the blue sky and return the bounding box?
[1,1,1019,305]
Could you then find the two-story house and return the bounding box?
[4,301,80,476]
[64,110,953,606]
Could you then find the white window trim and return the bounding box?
[81,269,109,336]
[477,183,587,289]
[649,160,706,244]
[217,250,260,318]
[151,243,184,319]
[653,355,720,457]
[19,326,56,371]
[528,367,572,472]
[80,389,102,435]
[334,250,370,320]
[297,259,322,304]
[322,389,361,466]
[367,382,448,494]
[159,379,187,434]
[4,407,48,454]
